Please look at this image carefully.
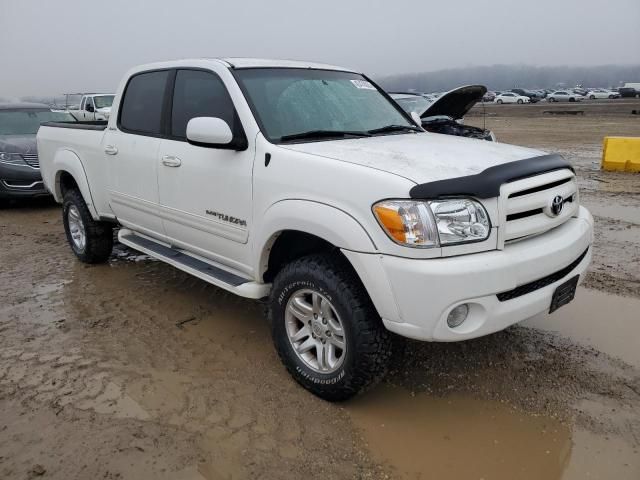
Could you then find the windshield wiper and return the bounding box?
[368,124,423,135]
[279,130,372,142]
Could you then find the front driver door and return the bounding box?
[157,68,253,268]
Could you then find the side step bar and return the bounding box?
[118,229,270,299]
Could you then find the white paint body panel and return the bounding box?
[37,58,594,343]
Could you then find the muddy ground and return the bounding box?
[1,99,639,479]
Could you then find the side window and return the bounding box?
[119,70,170,135]
[86,97,94,110]
[171,69,237,139]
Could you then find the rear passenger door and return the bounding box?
[104,69,171,238]
[157,68,253,266]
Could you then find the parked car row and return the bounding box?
[478,86,629,104]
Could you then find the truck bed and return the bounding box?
[41,120,108,131]
[37,122,111,217]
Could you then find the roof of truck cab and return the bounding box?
[127,58,358,77]
[221,57,355,72]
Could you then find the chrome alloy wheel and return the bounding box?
[285,289,346,374]
[67,204,86,252]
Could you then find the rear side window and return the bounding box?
[171,69,237,139]
[119,70,170,135]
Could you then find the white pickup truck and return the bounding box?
[38,58,593,400]
[68,94,115,121]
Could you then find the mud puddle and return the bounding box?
[583,202,640,226]
[524,288,640,368]
[348,384,639,480]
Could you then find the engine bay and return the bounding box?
[422,115,495,141]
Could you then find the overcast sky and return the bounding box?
[1,0,639,97]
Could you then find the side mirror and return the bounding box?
[86,104,95,112]
[186,117,233,148]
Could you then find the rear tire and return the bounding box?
[590,95,596,100]
[268,253,392,401]
[496,99,503,104]
[62,189,113,263]
[549,97,556,102]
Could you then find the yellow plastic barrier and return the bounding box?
[601,136,640,172]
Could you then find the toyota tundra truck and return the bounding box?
[37,58,593,400]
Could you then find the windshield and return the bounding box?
[391,95,431,115]
[234,68,413,143]
[94,95,114,108]
[0,109,76,135]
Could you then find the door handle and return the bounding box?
[104,145,118,155]
[161,155,182,167]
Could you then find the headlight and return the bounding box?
[429,199,490,245]
[373,200,439,248]
[373,198,490,248]
[0,152,26,166]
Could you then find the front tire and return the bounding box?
[62,189,113,263]
[517,99,523,104]
[268,254,392,401]
[590,95,596,100]
[496,99,503,104]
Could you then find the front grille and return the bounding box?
[501,169,578,242]
[20,153,39,168]
[496,247,589,302]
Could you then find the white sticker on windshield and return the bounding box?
[350,80,376,90]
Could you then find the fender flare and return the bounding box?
[51,149,100,220]
[254,199,377,277]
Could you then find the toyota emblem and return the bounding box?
[550,195,564,216]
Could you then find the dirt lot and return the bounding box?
[1,99,639,479]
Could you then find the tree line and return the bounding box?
[376,64,640,92]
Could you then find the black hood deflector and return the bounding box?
[409,154,574,199]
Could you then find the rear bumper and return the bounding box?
[345,206,593,342]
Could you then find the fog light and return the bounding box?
[447,304,469,328]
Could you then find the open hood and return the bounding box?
[420,85,487,120]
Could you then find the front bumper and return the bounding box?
[345,206,593,342]
[0,164,49,199]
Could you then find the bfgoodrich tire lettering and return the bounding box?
[269,254,392,401]
[62,189,113,264]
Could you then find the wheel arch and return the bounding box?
[255,200,401,324]
[255,199,377,283]
[51,150,99,220]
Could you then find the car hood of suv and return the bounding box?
[280,132,545,185]
[0,134,37,154]
[419,85,487,120]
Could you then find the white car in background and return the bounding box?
[586,89,620,100]
[547,91,584,103]
[494,92,530,104]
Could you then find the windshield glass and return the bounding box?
[0,110,76,135]
[391,95,431,115]
[234,68,413,142]
[94,95,114,108]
